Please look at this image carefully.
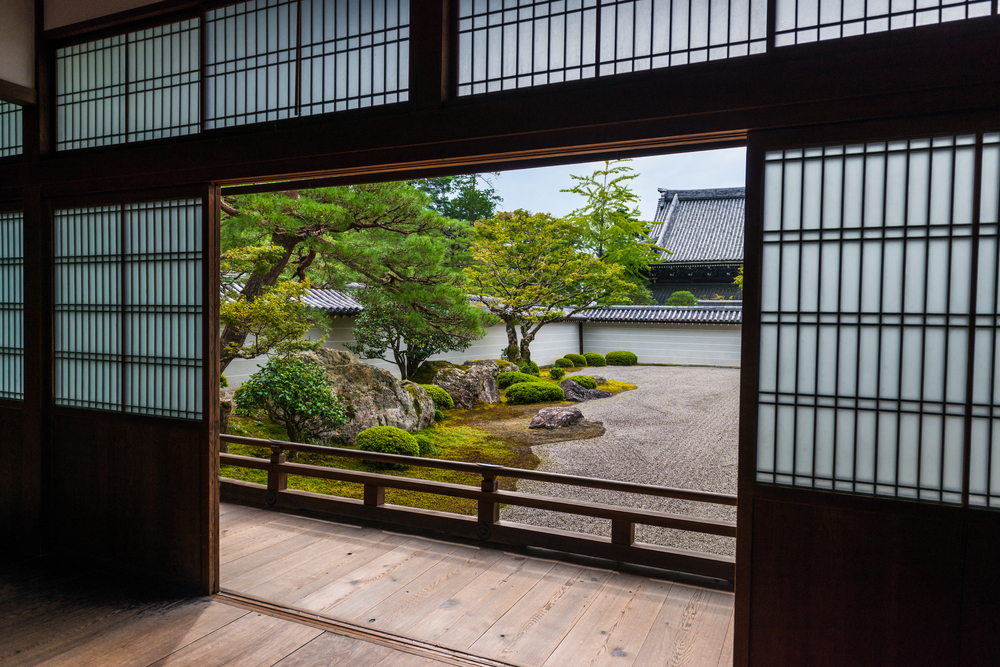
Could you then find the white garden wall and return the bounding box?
[582,322,742,367]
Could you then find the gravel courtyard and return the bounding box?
[502,365,740,557]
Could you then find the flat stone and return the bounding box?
[529,406,585,429]
[560,380,613,402]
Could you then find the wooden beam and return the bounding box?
[0,80,36,106]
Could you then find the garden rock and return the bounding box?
[592,376,607,385]
[463,358,504,378]
[559,379,612,402]
[295,349,434,444]
[411,360,501,409]
[529,406,585,429]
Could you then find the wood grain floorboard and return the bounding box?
[716,612,735,667]
[272,632,398,667]
[631,586,734,667]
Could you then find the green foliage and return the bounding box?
[568,375,597,389]
[555,358,575,368]
[357,426,419,470]
[564,353,587,367]
[466,209,633,362]
[434,408,445,422]
[234,356,347,444]
[505,382,566,404]
[220,374,229,388]
[517,359,540,376]
[410,173,503,223]
[549,367,566,380]
[415,434,441,457]
[409,360,462,384]
[606,350,639,366]
[583,352,606,367]
[420,384,455,410]
[497,371,546,390]
[562,159,664,291]
[345,299,491,379]
[665,290,699,306]
[734,265,744,290]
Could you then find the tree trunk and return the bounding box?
[219,233,300,374]
[503,318,520,362]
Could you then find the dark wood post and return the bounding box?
[268,446,287,494]
[479,471,500,525]
[364,484,385,506]
[611,519,635,546]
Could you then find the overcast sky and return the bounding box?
[488,147,746,221]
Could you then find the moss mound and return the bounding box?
[497,371,546,390]
[568,375,598,389]
[564,353,587,367]
[357,426,419,470]
[606,350,638,366]
[583,352,607,367]
[555,358,574,368]
[420,384,454,410]
[505,382,565,404]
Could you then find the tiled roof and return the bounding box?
[650,283,742,302]
[303,288,364,315]
[569,305,742,324]
[650,187,745,263]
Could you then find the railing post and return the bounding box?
[364,484,385,506]
[268,446,287,494]
[479,471,500,525]
[611,519,635,546]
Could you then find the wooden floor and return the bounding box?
[220,502,735,667]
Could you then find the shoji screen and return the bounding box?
[756,133,1000,507]
[0,102,23,157]
[456,0,767,96]
[0,211,23,400]
[54,199,203,419]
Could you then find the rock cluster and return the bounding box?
[529,406,585,429]
[411,360,501,409]
[559,379,612,403]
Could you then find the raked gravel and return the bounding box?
[501,365,739,557]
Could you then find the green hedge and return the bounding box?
[549,367,566,380]
[568,375,597,389]
[564,353,587,367]
[518,359,540,376]
[415,435,441,457]
[505,382,565,404]
[555,358,574,368]
[583,352,606,367]
[497,371,545,390]
[420,384,454,410]
[357,426,419,470]
[606,350,638,366]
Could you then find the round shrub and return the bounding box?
[518,359,540,376]
[357,426,419,470]
[420,384,454,410]
[497,371,545,390]
[555,358,574,368]
[564,353,587,367]
[549,367,566,380]
[434,408,444,422]
[665,290,699,306]
[415,435,441,457]
[606,350,638,366]
[505,382,565,404]
[583,352,607,367]
[568,375,597,389]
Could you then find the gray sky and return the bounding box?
[489,147,746,221]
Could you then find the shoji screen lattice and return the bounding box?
[54,199,203,419]
[757,133,1000,508]
[456,0,767,96]
[0,212,24,400]
[0,102,23,158]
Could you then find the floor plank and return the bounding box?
[716,611,735,667]
[148,610,323,666]
[631,585,734,667]
[272,632,398,667]
[541,575,673,667]
[467,562,611,665]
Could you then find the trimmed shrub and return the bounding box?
[505,382,565,404]
[220,374,229,388]
[583,352,607,367]
[606,350,639,366]
[555,358,574,368]
[564,353,587,367]
[518,359,540,376]
[497,371,545,390]
[549,367,566,380]
[420,384,454,410]
[568,375,597,389]
[665,290,699,306]
[434,408,444,422]
[357,426,419,470]
[415,435,441,457]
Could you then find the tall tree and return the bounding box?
[465,209,634,362]
[562,159,663,303]
[220,183,482,374]
[410,173,503,222]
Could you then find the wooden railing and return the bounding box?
[219,434,737,581]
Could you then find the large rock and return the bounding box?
[411,360,501,409]
[529,406,585,429]
[461,358,515,378]
[294,349,435,444]
[559,379,613,403]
